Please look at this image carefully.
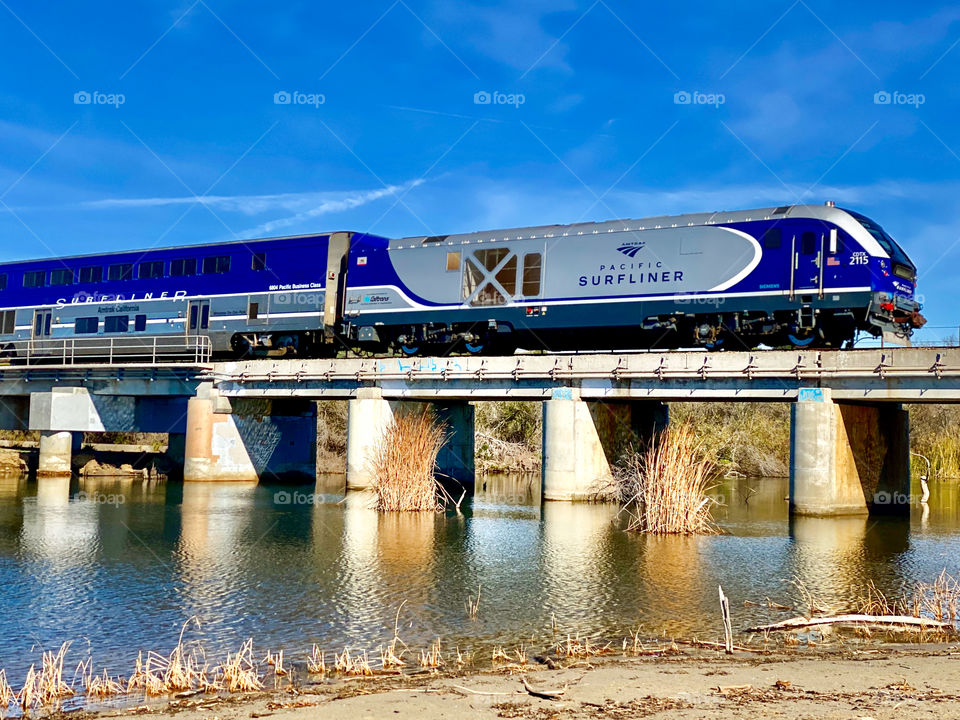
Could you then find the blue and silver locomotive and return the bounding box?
[0,203,925,359]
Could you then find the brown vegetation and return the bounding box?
[371,410,448,512]
[616,423,719,535]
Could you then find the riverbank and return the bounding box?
[80,647,960,720]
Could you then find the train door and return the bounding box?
[790,231,822,300]
[32,309,52,339]
[186,299,210,334]
[324,231,352,339]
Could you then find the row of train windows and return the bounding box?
[74,315,149,334]
[10,252,267,289]
[761,228,845,255]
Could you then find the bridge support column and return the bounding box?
[346,389,475,491]
[543,392,669,502]
[542,389,613,501]
[184,384,316,483]
[790,388,910,516]
[38,431,80,477]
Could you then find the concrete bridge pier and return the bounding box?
[345,388,475,491]
[790,388,910,516]
[542,388,668,501]
[183,384,317,482]
[38,431,81,476]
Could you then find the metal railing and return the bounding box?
[3,334,212,366]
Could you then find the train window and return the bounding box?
[0,274,7,291]
[202,256,231,274]
[138,261,164,279]
[23,270,46,288]
[78,266,103,283]
[495,255,518,295]
[474,248,509,271]
[800,232,817,255]
[134,314,147,332]
[200,304,210,329]
[251,252,267,271]
[762,228,782,249]
[50,268,74,286]
[248,302,259,320]
[75,317,99,334]
[107,263,133,282]
[1,311,14,334]
[446,252,460,272]
[522,253,542,296]
[104,315,129,333]
[170,258,197,276]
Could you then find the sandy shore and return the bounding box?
[83,646,960,720]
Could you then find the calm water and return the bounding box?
[0,472,958,679]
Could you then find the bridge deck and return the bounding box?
[2,347,959,401]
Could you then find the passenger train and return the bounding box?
[0,203,925,359]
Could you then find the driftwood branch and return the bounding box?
[521,676,567,700]
[745,614,954,633]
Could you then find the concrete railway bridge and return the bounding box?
[2,347,957,516]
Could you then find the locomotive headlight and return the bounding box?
[893,262,915,282]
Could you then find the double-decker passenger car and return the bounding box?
[0,203,925,360]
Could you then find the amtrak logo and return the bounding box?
[616,242,646,257]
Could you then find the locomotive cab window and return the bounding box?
[108,263,133,282]
[800,232,817,255]
[251,252,267,271]
[202,255,231,274]
[75,317,98,334]
[78,266,102,283]
[104,315,129,333]
[762,228,782,249]
[138,261,164,279]
[23,270,46,288]
[170,258,197,276]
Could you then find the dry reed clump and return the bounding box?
[465,584,481,620]
[334,649,373,676]
[418,638,444,668]
[857,571,960,630]
[14,643,76,712]
[616,423,719,535]
[306,645,326,674]
[371,410,448,512]
[220,639,263,692]
[556,633,609,659]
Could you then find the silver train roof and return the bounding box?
[395,204,888,257]
[398,204,849,244]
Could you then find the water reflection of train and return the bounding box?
[0,204,923,360]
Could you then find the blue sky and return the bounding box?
[1,1,959,341]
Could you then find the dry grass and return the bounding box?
[220,639,263,692]
[372,410,448,512]
[556,633,608,658]
[306,645,326,674]
[0,669,14,709]
[418,638,444,668]
[617,423,719,535]
[334,649,373,676]
[466,584,481,620]
[857,571,960,630]
[491,646,510,663]
[15,643,76,711]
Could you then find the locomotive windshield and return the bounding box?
[842,208,913,269]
